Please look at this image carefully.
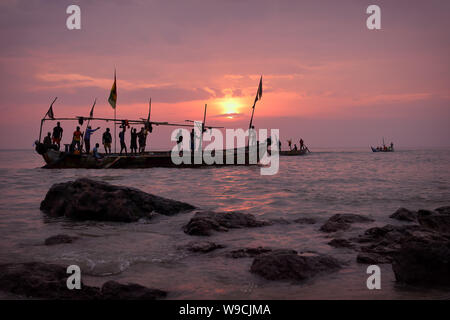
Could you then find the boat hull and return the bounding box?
[371,147,394,153]
[280,149,309,156]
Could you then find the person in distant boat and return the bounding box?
[300,138,304,150]
[119,127,127,155]
[84,126,100,154]
[176,129,183,152]
[293,144,298,151]
[130,128,138,155]
[93,143,102,160]
[102,128,112,154]
[72,126,82,152]
[190,128,195,153]
[390,142,394,150]
[52,122,63,150]
[138,127,147,154]
[287,139,292,151]
[279,139,282,151]
[43,132,52,146]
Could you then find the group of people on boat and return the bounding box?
[374,142,394,152]
[41,121,149,157]
[285,138,309,152]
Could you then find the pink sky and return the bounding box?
[0,0,449,149]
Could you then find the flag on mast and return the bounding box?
[253,75,262,105]
[89,98,96,118]
[46,97,57,119]
[108,70,117,109]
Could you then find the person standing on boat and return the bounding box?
[130,128,138,155]
[190,128,196,153]
[300,138,304,150]
[138,127,148,154]
[52,122,63,150]
[287,139,292,151]
[119,127,127,155]
[72,126,83,152]
[102,128,112,154]
[84,126,100,154]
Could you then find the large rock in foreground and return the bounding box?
[40,178,195,222]
[183,211,271,236]
[0,262,167,300]
[320,214,374,233]
[250,250,341,281]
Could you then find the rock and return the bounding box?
[101,281,166,300]
[250,250,340,281]
[185,241,225,253]
[435,206,450,215]
[0,262,100,299]
[40,178,195,222]
[293,218,316,224]
[356,252,392,264]
[392,238,450,286]
[328,238,354,249]
[0,262,168,300]
[226,247,279,259]
[320,214,374,233]
[183,211,271,236]
[45,234,78,246]
[389,208,417,222]
[418,212,450,234]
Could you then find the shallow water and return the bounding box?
[0,148,449,299]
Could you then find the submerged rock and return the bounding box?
[418,212,450,234]
[101,281,166,300]
[45,234,78,246]
[435,206,450,215]
[328,238,354,249]
[183,211,271,236]
[250,250,341,281]
[0,262,167,300]
[185,241,225,253]
[293,218,317,224]
[389,208,417,222]
[320,214,374,233]
[226,247,280,259]
[40,178,195,222]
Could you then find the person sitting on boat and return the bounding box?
[119,127,127,155]
[293,144,298,151]
[102,128,112,154]
[93,143,102,160]
[130,128,138,155]
[52,122,63,150]
[43,132,52,147]
[72,126,83,152]
[84,126,100,154]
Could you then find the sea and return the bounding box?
[0,148,449,299]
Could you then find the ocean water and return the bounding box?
[0,148,449,299]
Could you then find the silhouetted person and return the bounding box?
[138,127,147,154]
[52,122,63,150]
[119,127,127,155]
[84,126,100,154]
[293,144,298,151]
[300,139,304,150]
[93,143,102,159]
[102,128,112,154]
[72,126,82,152]
[130,128,138,155]
[43,132,52,146]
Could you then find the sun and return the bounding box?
[220,98,241,118]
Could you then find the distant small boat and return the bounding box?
[371,146,394,153]
[280,148,309,156]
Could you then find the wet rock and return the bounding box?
[418,212,450,234]
[40,178,195,222]
[226,247,280,259]
[392,238,450,286]
[250,250,341,281]
[45,234,78,246]
[320,214,374,233]
[0,262,100,299]
[293,218,316,224]
[185,241,225,253]
[389,208,417,222]
[435,206,450,215]
[183,211,271,236]
[0,262,168,300]
[328,238,354,249]
[356,252,392,264]
[101,281,167,300]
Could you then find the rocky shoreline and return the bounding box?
[1,178,449,299]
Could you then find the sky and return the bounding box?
[0,0,449,149]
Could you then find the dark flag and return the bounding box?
[254,76,262,104]
[46,97,57,119]
[89,98,96,118]
[108,70,117,109]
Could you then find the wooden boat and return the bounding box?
[36,144,269,169]
[280,149,309,156]
[371,146,394,153]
